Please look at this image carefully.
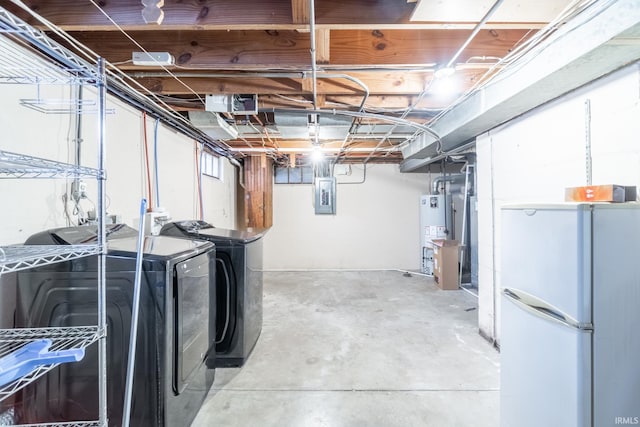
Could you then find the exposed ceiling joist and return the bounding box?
[6,0,546,31]
[3,0,603,164]
[130,71,435,95]
[291,0,310,24]
[68,29,527,69]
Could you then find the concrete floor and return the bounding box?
[191,270,500,427]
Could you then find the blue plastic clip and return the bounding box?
[0,339,85,387]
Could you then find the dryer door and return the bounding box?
[214,253,237,352]
[173,253,210,395]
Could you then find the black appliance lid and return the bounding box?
[108,235,214,259]
[168,220,266,243]
[48,224,138,244]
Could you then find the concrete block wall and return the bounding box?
[476,63,640,344]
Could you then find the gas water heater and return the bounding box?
[420,194,451,275]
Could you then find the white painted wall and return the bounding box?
[263,164,429,270]
[0,83,237,245]
[476,63,640,343]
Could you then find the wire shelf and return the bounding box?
[19,98,96,115]
[0,326,101,403]
[0,7,109,426]
[0,245,102,274]
[0,151,102,179]
[10,422,101,427]
[18,99,115,115]
[0,72,95,86]
[0,38,97,86]
[0,29,98,86]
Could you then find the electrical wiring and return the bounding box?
[464,55,503,65]
[235,134,255,149]
[488,0,612,79]
[428,0,611,126]
[253,115,277,144]
[155,94,203,102]
[110,59,133,66]
[246,121,267,147]
[83,196,97,218]
[172,63,437,73]
[154,94,203,107]
[273,94,313,105]
[10,0,611,166]
[9,0,438,162]
[8,0,234,157]
[86,0,205,106]
[63,85,76,227]
[61,84,90,226]
[360,73,437,163]
[250,115,281,151]
[61,193,76,226]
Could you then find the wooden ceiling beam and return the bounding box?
[129,68,484,97]
[328,29,527,66]
[132,71,432,95]
[5,0,292,29]
[316,29,331,64]
[6,0,545,30]
[69,29,526,68]
[291,0,310,24]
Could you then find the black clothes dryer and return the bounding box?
[14,224,215,427]
[160,220,265,367]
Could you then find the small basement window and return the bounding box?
[202,151,222,180]
[275,166,314,184]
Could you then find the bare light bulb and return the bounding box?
[434,66,456,79]
[311,145,324,163]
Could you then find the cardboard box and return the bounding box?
[564,185,637,203]
[432,239,459,290]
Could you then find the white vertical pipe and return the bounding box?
[309,0,318,110]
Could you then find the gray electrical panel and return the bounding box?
[314,177,336,214]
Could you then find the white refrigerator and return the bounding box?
[500,203,640,427]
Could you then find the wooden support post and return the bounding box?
[243,155,273,229]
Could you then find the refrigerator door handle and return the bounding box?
[502,287,593,332]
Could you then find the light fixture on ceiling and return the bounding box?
[432,74,458,98]
[142,0,165,25]
[432,64,458,97]
[311,145,324,163]
[434,65,456,79]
